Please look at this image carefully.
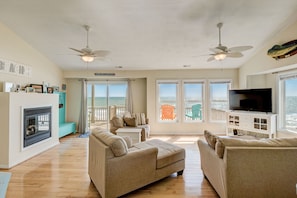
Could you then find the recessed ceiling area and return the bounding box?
[0,0,297,71]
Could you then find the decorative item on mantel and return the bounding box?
[267,39,297,60]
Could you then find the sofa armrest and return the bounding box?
[105,147,158,197]
[197,139,225,197]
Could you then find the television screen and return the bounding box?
[229,88,272,112]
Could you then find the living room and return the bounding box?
[1,1,297,197]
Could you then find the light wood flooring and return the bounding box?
[2,134,219,198]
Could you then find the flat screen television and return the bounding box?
[229,88,272,113]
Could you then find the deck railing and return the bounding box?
[88,106,227,124]
[88,106,126,123]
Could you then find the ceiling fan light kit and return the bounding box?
[81,55,94,62]
[214,53,227,60]
[207,22,253,62]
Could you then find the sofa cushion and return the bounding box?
[122,136,133,148]
[215,137,297,158]
[134,139,185,169]
[204,130,217,149]
[123,117,138,127]
[92,131,128,157]
[111,116,124,128]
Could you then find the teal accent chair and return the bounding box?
[185,104,202,120]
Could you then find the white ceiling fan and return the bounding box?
[69,25,110,63]
[207,22,253,62]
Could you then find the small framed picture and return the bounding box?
[30,84,43,93]
[47,87,53,94]
[62,84,66,91]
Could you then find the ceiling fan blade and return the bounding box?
[207,56,215,62]
[226,52,243,58]
[92,50,110,57]
[69,47,84,54]
[209,48,224,53]
[229,46,253,52]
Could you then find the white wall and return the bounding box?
[65,68,238,135]
[0,22,64,90]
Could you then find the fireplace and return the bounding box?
[23,106,52,148]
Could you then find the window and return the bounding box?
[157,80,205,122]
[279,73,297,132]
[157,81,178,122]
[183,81,204,122]
[209,81,231,122]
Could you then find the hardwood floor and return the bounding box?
[2,134,219,198]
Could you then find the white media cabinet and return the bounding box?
[226,111,277,138]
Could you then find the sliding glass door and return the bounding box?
[87,81,128,130]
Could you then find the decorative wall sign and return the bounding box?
[0,58,32,77]
[267,39,297,60]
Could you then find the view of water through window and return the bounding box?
[285,78,297,129]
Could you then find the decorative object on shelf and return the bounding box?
[52,86,59,93]
[61,84,66,91]
[267,39,297,60]
[2,82,14,92]
[26,87,34,93]
[29,84,43,93]
[0,58,32,77]
[47,87,53,94]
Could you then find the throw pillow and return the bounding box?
[140,113,146,125]
[204,130,217,149]
[122,136,133,148]
[123,117,138,127]
[134,113,142,125]
[111,116,124,128]
[93,131,128,157]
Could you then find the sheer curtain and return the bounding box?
[78,79,88,134]
[127,79,133,113]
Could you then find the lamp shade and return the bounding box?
[81,55,94,62]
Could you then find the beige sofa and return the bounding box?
[109,112,150,141]
[89,128,185,198]
[198,130,297,198]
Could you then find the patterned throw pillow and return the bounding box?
[123,117,138,127]
[111,116,124,128]
[204,130,217,149]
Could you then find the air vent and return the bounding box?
[94,73,115,76]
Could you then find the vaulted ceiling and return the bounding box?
[0,0,297,71]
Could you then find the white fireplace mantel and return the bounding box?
[0,92,59,169]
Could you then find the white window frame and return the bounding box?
[208,79,232,123]
[182,80,205,123]
[277,71,297,133]
[156,80,179,123]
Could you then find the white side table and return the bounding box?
[116,128,142,144]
